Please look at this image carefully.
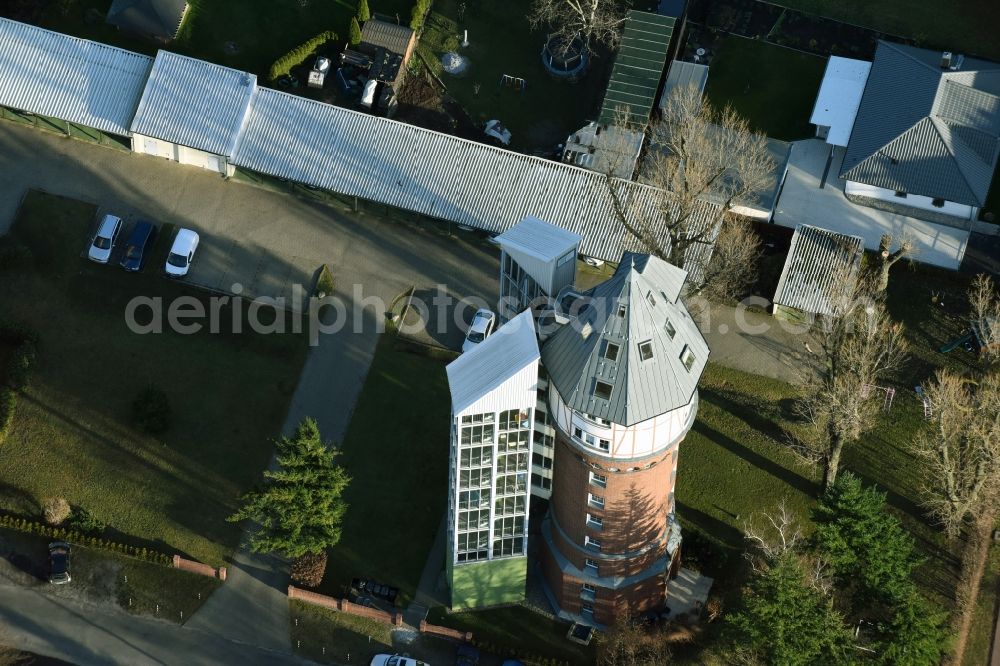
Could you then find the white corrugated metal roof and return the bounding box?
[773,224,864,316]
[233,88,714,262]
[0,17,152,135]
[130,50,255,156]
[810,56,872,147]
[447,310,541,416]
[495,216,582,263]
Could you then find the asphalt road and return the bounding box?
[0,579,312,666]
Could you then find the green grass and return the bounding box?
[290,600,394,664]
[0,191,308,565]
[36,0,412,79]
[426,605,597,664]
[774,0,1000,62]
[417,0,612,151]
[704,37,827,141]
[320,333,451,605]
[0,526,219,623]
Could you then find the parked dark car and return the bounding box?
[456,644,480,666]
[48,541,71,584]
[119,220,157,272]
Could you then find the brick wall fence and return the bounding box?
[287,587,473,641]
[419,619,472,642]
[288,586,403,626]
[172,555,227,581]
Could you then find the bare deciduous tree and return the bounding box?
[875,232,916,294]
[743,500,804,566]
[911,368,1000,665]
[529,0,629,54]
[912,370,1000,539]
[604,85,773,299]
[969,273,1000,369]
[597,612,673,666]
[797,276,909,491]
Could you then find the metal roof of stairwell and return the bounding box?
[130,50,256,156]
[446,310,541,416]
[541,252,708,426]
[840,40,1000,206]
[0,17,153,135]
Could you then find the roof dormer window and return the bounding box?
[602,340,620,362]
[646,291,656,307]
[680,345,696,372]
[664,318,676,339]
[593,381,613,401]
[638,340,654,361]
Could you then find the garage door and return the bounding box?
[178,146,221,173]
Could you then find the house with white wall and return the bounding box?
[812,41,1000,228]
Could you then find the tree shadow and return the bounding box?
[691,419,818,497]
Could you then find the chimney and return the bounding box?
[940,51,953,69]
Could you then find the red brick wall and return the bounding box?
[287,587,402,626]
[541,429,681,623]
[172,555,225,580]
[419,620,473,642]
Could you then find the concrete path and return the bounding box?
[405,514,449,627]
[774,139,970,270]
[696,302,823,385]
[0,580,312,666]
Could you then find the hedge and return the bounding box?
[410,0,433,31]
[0,320,38,445]
[269,31,339,83]
[0,514,172,566]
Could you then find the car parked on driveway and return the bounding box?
[47,541,71,584]
[165,228,199,278]
[119,220,157,272]
[370,656,429,666]
[87,214,123,264]
[462,308,496,353]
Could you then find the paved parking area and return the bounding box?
[774,139,970,270]
[0,121,497,329]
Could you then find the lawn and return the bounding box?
[426,604,597,665]
[291,600,394,664]
[417,0,613,152]
[704,36,827,141]
[31,0,412,79]
[0,526,220,623]
[0,191,308,565]
[774,0,1000,62]
[320,333,452,605]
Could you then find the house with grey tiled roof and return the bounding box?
[838,41,1000,226]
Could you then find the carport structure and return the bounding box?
[0,17,151,148]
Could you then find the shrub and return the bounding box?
[410,0,432,31]
[0,389,15,445]
[65,506,107,535]
[291,551,328,587]
[349,16,362,46]
[132,387,171,434]
[0,513,171,564]
[42,497,71,525]
[269,31,339,83]
[357,0,370,22]
[315,264,335,297]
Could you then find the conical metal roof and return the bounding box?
[541,253,708,426]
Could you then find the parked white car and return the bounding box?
[87,214,123,264]
[462,308,496,353]
[165,228,200,278]
[370,655,429,666]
